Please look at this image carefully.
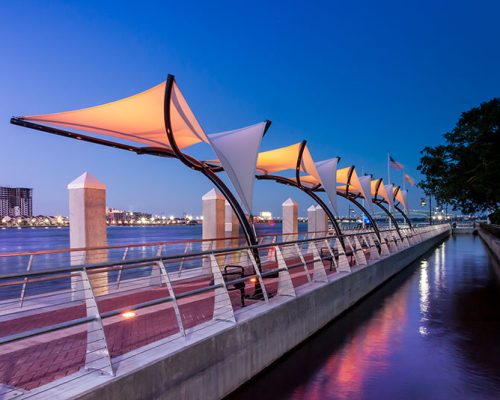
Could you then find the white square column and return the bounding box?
[307,205,317,234]
[202,189,225,244]
[282,198,298,238]
[224,200,240,238]
[68,172,108,296]
[315,205,328,235]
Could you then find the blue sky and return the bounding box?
[1,0,499,217]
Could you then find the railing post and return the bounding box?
[19,254,34,307]
[210,254,236,323]
[81,268,113,376]
[149,245,164,286]
[353,236,367,266]
[380,235,391,256]
[247,250,269,303]
[294,243,311,282]
[156,260,185,336]
[311,241,328,282]
[322,239,337,271]
[392,234,401,251]
[364,234,380,262]
[115,246,129,289]
[177,241,192,278]
[334,238,351,272]
[274,246,296,297]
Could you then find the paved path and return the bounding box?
[0,250,357,392]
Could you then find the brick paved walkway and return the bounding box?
[0,252,350,391]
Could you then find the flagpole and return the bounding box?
[387,153,392,229]
[387,153,391,185]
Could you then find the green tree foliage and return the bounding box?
[418,98,500,214]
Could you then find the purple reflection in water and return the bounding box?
[228,235,500,399]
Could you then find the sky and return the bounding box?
[1,0,499,217]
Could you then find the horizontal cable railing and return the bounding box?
[0,224,449,396]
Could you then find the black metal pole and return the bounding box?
[393,204,413,229]
[255,174,346,251]
[429,194,432,225]
[337,193,382,242]
[163,74,259,249]
[375,201,403,238]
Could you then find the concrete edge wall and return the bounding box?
[478,226,500,262]
[75,228,450,400]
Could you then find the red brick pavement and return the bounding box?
[0,250,364,391]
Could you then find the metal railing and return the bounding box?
[0,224,449,397]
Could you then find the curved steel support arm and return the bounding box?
[374,200,402,238]
[336,192,382,242]
[163,74,258,249]
[394,204,413,229]
[256,174,346,250]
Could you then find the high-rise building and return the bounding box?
[0,187,33,217]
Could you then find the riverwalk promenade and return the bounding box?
[0,224,449,399]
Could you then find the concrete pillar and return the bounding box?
[225,200,239,238]
[307,205,317,234]
[315,205,328,235]
[68,172,108,296]
[282,198,298,238]
[202,188,225,244]
[202,189,226,272]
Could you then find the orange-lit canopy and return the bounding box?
[394,187,409,212]
[371,179,392,205]
[291,167,365,195]
[256,143,319,179]
[21,80,207,150]
[292,175,320,187]
[336,167,369,200]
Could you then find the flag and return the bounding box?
[389,155,404,170]
[404,174,415,186]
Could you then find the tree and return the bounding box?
[417,98,500,215]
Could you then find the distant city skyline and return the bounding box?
[1,1,499,216]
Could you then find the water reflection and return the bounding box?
[229,235,500,399]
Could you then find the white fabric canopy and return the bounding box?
[207,122,267,214]
[315,158,339,215]
[384,184,394,209]
[358,175,374,213]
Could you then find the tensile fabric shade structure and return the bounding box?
[357,175,374,213]
[336,167,371,202]
[256,142,320,180]
[394,187,409,212]
[371,179,393,207]
[314,158,339,215]
[207,122,268,214]
[11,74,270,249]
[21,80,207,151]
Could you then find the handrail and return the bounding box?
[0,227,344,258]
[0,228,392,280]
[0,224,449,393]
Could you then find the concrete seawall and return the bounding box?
[479,224,500,262]
[57,228,450,400]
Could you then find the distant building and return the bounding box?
[259,211,273,220]
[0,187,33,217]
[106,208,153,224]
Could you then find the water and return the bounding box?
[0,223,295,276]
[228,234,500,400]
[0,223,291,255]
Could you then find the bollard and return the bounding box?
[282,198,298,240]
[68,172,108,297]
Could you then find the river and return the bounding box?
[228,234,500,399]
